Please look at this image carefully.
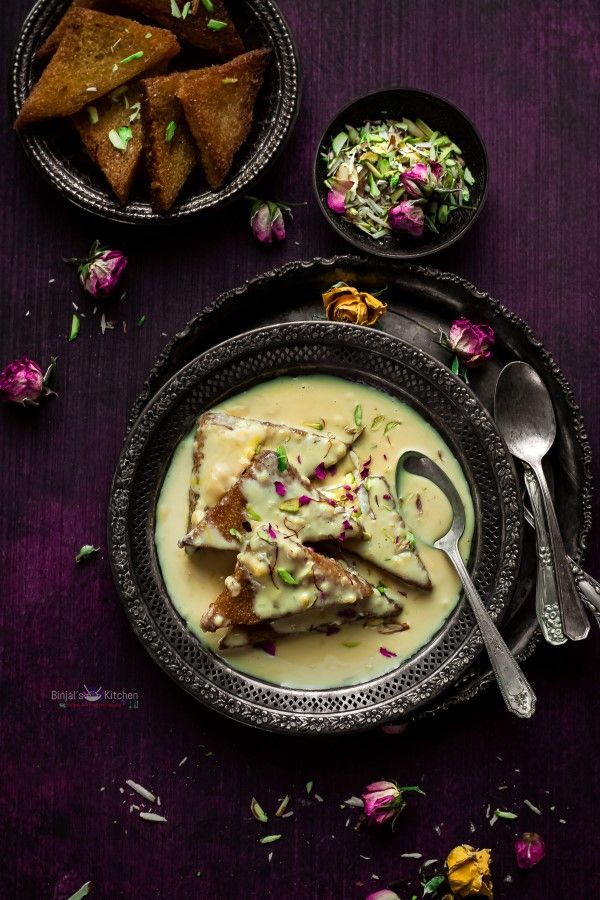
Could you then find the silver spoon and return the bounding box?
[397,451,536,718]
[494,362,589,641]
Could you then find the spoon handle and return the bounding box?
[570,560,600,623]
[524,468,567,645]
[529,461,590,641]
[448,547,536,718]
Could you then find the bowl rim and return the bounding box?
[312,85,489,259]
[9,0,302,226]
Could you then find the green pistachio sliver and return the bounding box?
[279,498,301,514]
[331,131,348,154]
[108,128,128,151]
[229,528,243,541]
[137,315,146,327]
[342,641,360,648]
[251,797,268,823]
[259,835,281,844]
[181,0,191,17]
[276,445,287,472]
[222,77,238,84]
[75,544,99,563]
[201,0,215,10]
[275,795,290,816]
[246,505,262,522]
[376,583,387,594]
[66,882,92,900]
[87,105,99,124]
[306,781,313,794]
[368,172,380,199]
[128,102,141,123]
[207,18,228,30]
[495,809,518,820]
[384,420,400,435]
[277,568,298,586]
[170,0,181,16]
[353,404,363,427]
[371,414,385,431]
[69,313,80,342]
[119,51,144,64]
[164,120,177,142]
[464,166,475,186]
[303,420,324,430]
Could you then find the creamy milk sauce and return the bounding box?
[155,375,475,689]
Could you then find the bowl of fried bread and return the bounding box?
[10,0,300,222]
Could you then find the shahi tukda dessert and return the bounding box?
[155,375,475,689]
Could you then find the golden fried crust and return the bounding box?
[15,9,180,128]
[36,0,105,60]
[117,0,244,58]
[141,72,198,211]
[177,48,270,190]
[72,81,145,203]
[201,546,373,632]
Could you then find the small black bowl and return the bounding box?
[10,0,301,225]
[313,87,488,259]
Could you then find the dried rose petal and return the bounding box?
[366,891,400,900]
[388,200,425,238]
[379,647,397,658]
[515,832,545,869]
[298,495,312,506]
[257,641,276,656]
[267,524,277,540]
[274,481,286,497]
[314,462,326,481]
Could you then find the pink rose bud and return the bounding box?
[447,317,495,367]
[70,241,127,298]
[327,188,346,214]
[251,200,287,245]
[515,832,546,869]
[401,162,444,197]
[388,201,425,238]
[361,780,424,828]
[0,356,56,406]
[366,891,400,900]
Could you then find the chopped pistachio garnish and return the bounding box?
[277,568,298,586]
[207,18,228,30]
[69,313,80,342]
[229,527,243,541]
[376,583,386,594]
[353,404,363,427]
[342,640,360,648]
[222,77,239,84]
[275,795,290,817]
[66,883,92,900]
[250,797,268,822]
[275,445,287,471]
[201,0,215,10]
[384,420,400,435]
[495,809,518,819]
[119,51,144,64]
[164,120,177,142]
[304,419,324,430]
[246,505,262,521]
[170,0,181,16]
[137,315,146,327]
[182,1,191,18]
[370,414,385,431]
[75,544,99,563]
[306,781,313,794]
[259,835,281,844]
[108,127,132,151]
[279,498,300,514]
[128,102,142,123]
[86,105,99,124]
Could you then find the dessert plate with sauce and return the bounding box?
[108,320,523,734]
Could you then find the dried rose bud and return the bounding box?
[366,891,400,900]
[515,832,545,869]
[0,356,56,407]
[388,200,425,237]
[251,200,287,245]
[68,240,127,298]
[327,188,346,214]
[361,780,424,829]
[447,317,495,367]
[400,162,443,197]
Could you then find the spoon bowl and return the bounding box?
[494,361,557,462]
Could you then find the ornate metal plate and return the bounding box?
[9,0,300,224]
[109,320,522,734]
[123,257,593,722]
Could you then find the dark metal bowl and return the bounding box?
[9,0,301,224]
[108,320,522,734]
[313,88,488,259]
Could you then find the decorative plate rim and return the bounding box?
[108,319,523,734]
[9,0,301,224]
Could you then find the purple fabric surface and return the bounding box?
[1,1,599,897]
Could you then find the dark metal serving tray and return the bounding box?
[122,257,592,724]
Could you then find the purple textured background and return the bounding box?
[1,1,599,897]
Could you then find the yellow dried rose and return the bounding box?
[322,283,387,327]
[446,844,493,898]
